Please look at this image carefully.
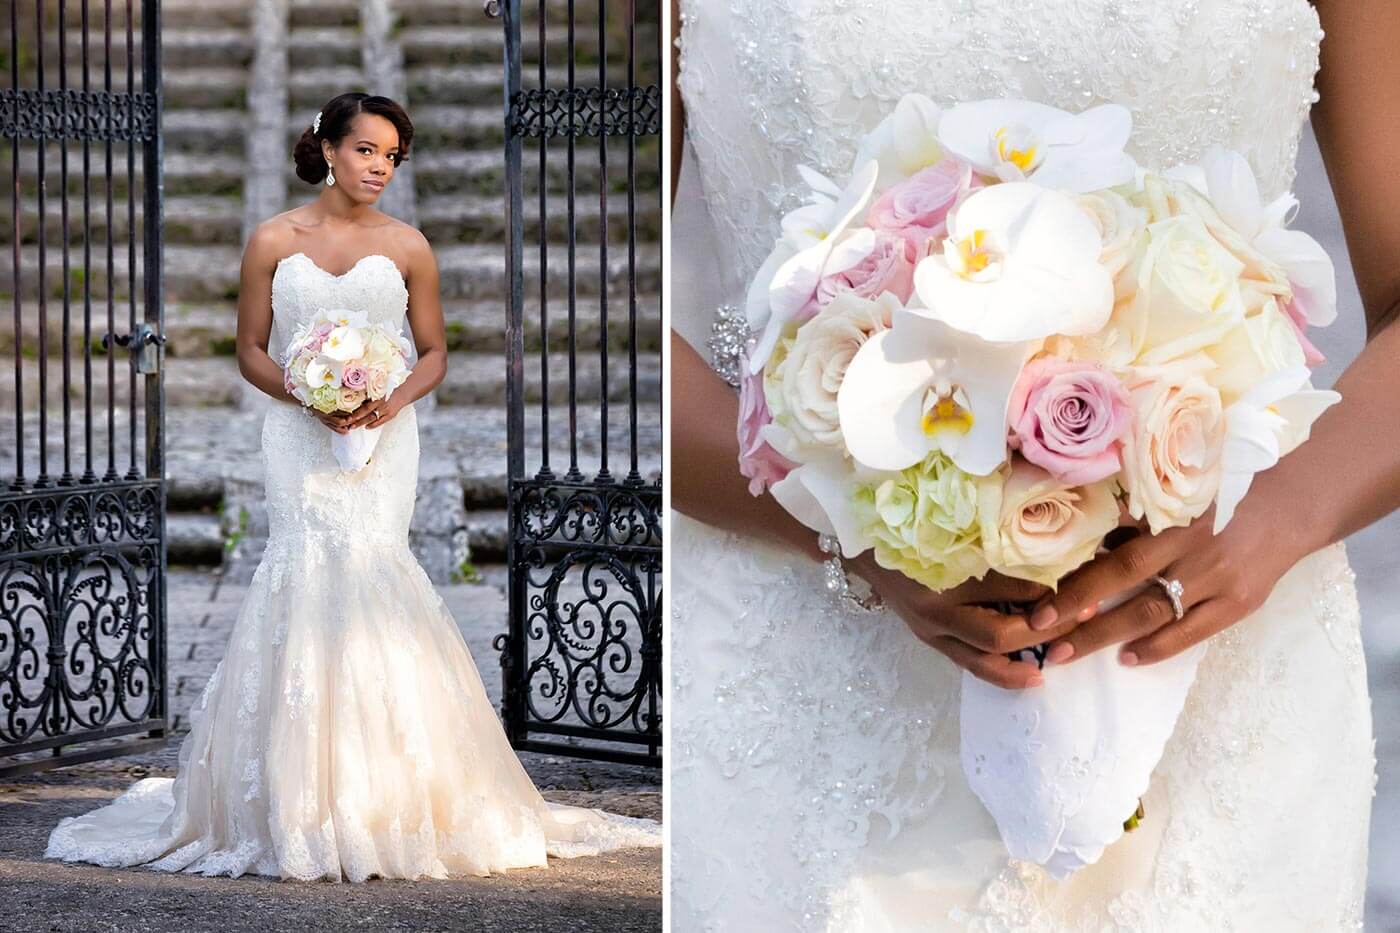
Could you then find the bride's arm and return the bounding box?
[235,223,307,409]
[1027,0,1400,665]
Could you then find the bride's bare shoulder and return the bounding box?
[242,215,298,274]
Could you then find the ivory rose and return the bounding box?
[1007,358,1133,486]
[976,459,1120,588]
[1119,358,1227,534]
[1115,214,1247,365]
[1204,298,1308,405]
[1075,189,1146,289]
[774,293,896,449]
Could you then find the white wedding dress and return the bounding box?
[44,250,660,882]
[671,1,1375,929]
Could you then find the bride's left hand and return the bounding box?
[343,397,401,429]
[1025,491,1305,668]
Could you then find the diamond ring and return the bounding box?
[1153,574,1185,621]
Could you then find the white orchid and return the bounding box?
[837,308,1033,476]
[911,182,1114,343]
[938,99,1137,193]
[746,162,880,373]
[1214,366,1340,533]
[304,357,345,390]
[851,93,944,190]
[320,324,367,362]
[768,443,880,560]
[1166,147,1337,327]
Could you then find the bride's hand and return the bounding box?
[312,409,353,434]
[342,398,400,430]
[1026,493,1300,668]
[852,555,1082,690]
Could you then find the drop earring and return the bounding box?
[326,162,336,187]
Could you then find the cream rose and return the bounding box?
[1077,188,1146,292]
[336,385,367,411]
[1119,359,1227,533]
[976,459,1120,588]
[1204,298,1308,405]
[1169,181,1292,312]
[773,292,895,448]
[1116,214,1247,365]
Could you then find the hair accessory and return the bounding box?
[312,110,322,134]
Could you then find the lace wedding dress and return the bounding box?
[44,250,660,882]
[672,2,1374,929]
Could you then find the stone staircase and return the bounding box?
[1,0,663,584]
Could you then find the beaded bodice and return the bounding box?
[675,0,1323,307]
[268,251,410,367]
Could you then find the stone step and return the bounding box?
[163,67,250,110]
[30,30,254,70]
[0,240,657,304]
[161,0,253,30]
[164,108,260,156]
[168,512,224,567]
[402,25,605,68]
[419,191,661,246]
[286,26,363,70]
[440,295,662,353]
[288,0,363,30]
[436,348,661,405]
[288,65,372,110]
[7,150,245,200]
[1,193,240,248]
[417,142,662,195]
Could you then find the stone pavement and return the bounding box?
[0,568,661,933]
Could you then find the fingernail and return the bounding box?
[1027,673,1044,688]
[1077,605,1096,622]
[1047,642,1074,664]
[1030,605,1057,630]
[1120,650,1139,667]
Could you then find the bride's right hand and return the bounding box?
[852,555,1082,690]
[312,409,352,434]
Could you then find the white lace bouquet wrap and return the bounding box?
[737,94,1340,877]
[282,308,412,472]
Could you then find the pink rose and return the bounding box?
[314,321,335,337]
[1282,295,1327,367]
[737,364,796,496]
[1007,358,1133,486]
[814,233,916,309]
[866,159,977,259]
[341,364,369,391]
[305,333,328,352]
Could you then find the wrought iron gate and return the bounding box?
[1,0,167,778]
[492,0,662,767]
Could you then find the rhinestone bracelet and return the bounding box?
[818,533,886,613]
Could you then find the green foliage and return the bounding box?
[451,557,483,585]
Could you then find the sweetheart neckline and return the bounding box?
[275,251,407,288]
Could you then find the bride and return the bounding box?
[44,92,660,882]
[671,1,1391,929]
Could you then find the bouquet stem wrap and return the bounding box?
[330,423,385,473]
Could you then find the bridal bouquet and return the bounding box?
[282,308,413,472]
[737,94,1339,877]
